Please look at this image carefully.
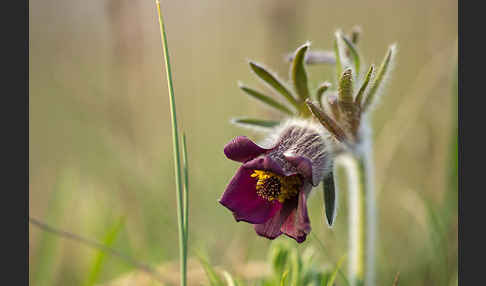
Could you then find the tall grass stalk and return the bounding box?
[155,1,187,285]
[182,134,189,255]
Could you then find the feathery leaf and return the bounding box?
[338,68,354,104]
[362,44,396,110]
[239,84,294,115]
[342,35,361,76]
[316,82,331,105]
[249,61,298,108]
[231,118,281,129]
[355,65,375,105]
[334,31,351,82]
[291,43,311,100]
[333,33,343,82]
[306,99,346,142]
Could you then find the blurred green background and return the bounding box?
[29,0,457,285]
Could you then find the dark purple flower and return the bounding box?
[219,119,334,243]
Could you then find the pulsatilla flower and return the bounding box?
[219,119,335,243]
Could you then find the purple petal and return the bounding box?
[284,155,317,185]
[243,156,292,176]
[224,136,269,163]
[219,166,282,224]
[281,185,312,243]
[254,199,297,240]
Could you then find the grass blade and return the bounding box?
[249,61,298,108]
[231,118,281,129]
[327,255,346,286]
[311,233,350,286]
[291,43,311,100]
[198,255,224,286]
[31,173,72,286]
[222,271,237,286]
[30,217,165,283]
[84,218,125,286]
[182,134,189,255]
[155,1,187,285]
[239,84,294,115]
[280,270,289,286]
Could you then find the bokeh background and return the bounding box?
[29,0,458,285]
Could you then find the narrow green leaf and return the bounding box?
[338,68,354,104]
[249,61,298,108]
[333,33,343,82]
[239,84,294,115]
[84,218,125,286]
[342,35,361,77]
[291,43,311,100]
[231,118,281,129]
[323,172,337,226]
[362,44,396,110]
[316,82,331,106]
[334,31,352,83]
[355,65,375,105]
[306,99,346,142]
[327,255,346,286]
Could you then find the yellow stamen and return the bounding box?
[251,170,301,203]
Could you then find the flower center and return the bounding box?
[251,170,302,203]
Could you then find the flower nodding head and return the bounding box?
[219,119,336,243]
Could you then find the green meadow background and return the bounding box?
[29,0,458,285]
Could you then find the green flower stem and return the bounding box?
[338,134,376,286]
[155,1,187,285]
